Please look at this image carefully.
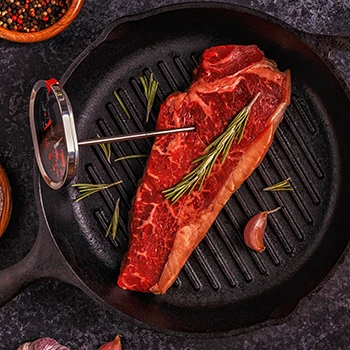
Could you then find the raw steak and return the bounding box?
[118,45,291,293]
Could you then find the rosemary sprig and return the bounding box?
[72,181,122,202]
[140,73,159,123]
[263,177,293,191]
[163,93,261,204]
[114,154,148,163]
[106,198,120,239]
[113,90,131,119]
[96,134,111,163]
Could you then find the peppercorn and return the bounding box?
[0,0,70,32]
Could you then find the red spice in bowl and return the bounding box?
[0,0,72,33]
[0,0,83,42]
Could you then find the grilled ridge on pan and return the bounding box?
[83,44,328,300]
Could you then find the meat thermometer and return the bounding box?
[29,79,195,190]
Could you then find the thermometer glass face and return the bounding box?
[34,86,67,184]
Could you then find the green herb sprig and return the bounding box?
[114,154,148,163]
[106,198,120,239]
[263,177,293,191]
[140,73,159,123]
[163,93,261,204]
[113,91,131,119]
[97,134,111,163]
[72,181,122,202]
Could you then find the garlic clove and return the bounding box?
[98,335,122,350]
[244,207,280,252]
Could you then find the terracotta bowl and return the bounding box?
[0,0,84,43]
[0,165,12,237]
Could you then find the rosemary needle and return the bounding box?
[263,177,293,191]
[72,181,122,202]
[106,198,120,239]
[113,90,131,119]
[163,93,261,204]
[97,134,111,163]
[114,154,148,162]
[140,73,159,123]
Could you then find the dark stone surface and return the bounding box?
[0,0,349,349]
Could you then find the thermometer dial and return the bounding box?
[29,79,78,189]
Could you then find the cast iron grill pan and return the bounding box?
[3,4,350,335]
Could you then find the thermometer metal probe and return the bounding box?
[29,79,195,190]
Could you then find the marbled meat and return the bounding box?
[118,45,291,293]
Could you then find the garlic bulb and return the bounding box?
[17,337,69,350]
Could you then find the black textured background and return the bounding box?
[0,0,349,349]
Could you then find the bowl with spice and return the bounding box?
[0,0,84,43]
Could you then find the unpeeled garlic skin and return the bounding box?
[244,211,268,252]
[98,335,122,350]
[17,338,69,350]
[243,208,280,252]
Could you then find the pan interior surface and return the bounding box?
[39,5,350,333]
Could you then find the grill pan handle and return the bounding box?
[0,218,81,307]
